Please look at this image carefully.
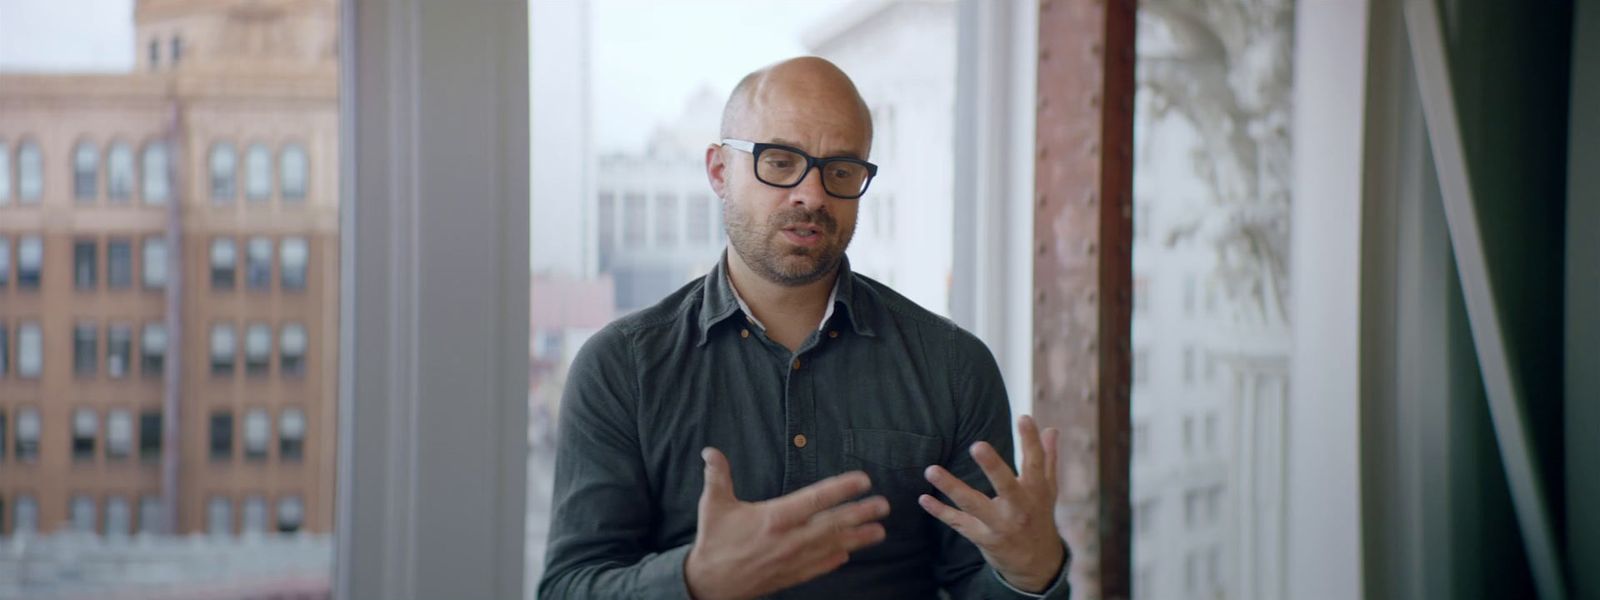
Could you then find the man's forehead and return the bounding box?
[742,100,871,157]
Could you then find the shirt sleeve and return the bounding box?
[537,324,694,600]
[934,328,1072,600]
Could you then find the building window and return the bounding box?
[280,323,307,376]
[141,142,170,204]
[142,237,167,289]
[18,235,41,288]
[1184,275,1197,316]
[280,143,308,200]
[656,194,678,247]
[0,140,10,204]
[246,236,272,290]
[623,192,646,247]
[1133,347,1150,386]
[597,192,615,251]
[18,322,41,378]
[242,496,268,535]
[107,409,133,460]
[141,323,167,377]
[18,140,42,203]
[170,36,182,65]
[0,410,7,461]
[687,193,711,244]
[209,412,233,461]
[148,39,159,69]
[279,407,305,461]
[1183,415,1195,454]
[107,141,134,201]
[70,495,97,533]
[13,495,38,536]
[138,496,161,535]
[74,239,98,290]
[276,496,303,534]
[207,496,232,536]
[74,141,99,201]
[1134,276,1151,314]
[244,408,270,460]
[139,411,162,461]
[108,239,132,288]
[105,496,130,536]
[107,324,132,378]
[0,325,7,379]
[1182,345,1196,384]
[245,323,271,376]
[0,235,9,287]
[210,323,236,376]
[1133,420,1151,461]
[211,237,236,290]
[210,142,236,202]
[245,143,272,201]
[1205,412,1219,451]
[72,408,98,461]
[74,323,98,377]
[280,237,308,290]
[16,408,40,461]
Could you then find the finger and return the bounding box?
[803,495,890,541]
[767,470,873,526]
[1043,427,1061,492]
[1018,415,1046,483]
[918,494,989,542]
[838,522,888,553]
[700,447,736,507]
[924,465,1000,523]
[970,441,1022,497]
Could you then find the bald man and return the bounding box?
[539,57,1070,599]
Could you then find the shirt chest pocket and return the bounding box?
[842,428,944,556]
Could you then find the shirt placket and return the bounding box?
[780,334,822,493]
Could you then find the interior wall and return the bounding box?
[1566,0,1600,597]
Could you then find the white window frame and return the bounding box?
[336,0,529,597]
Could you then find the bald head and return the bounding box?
[719,56,873,150]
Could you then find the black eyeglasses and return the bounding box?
[721,138,878,200]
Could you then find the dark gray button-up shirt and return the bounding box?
[538,253,1070,599]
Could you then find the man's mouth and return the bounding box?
[783,224,821,238]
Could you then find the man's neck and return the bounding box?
[726,250,837,351]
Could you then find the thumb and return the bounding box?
[700,447,737,507]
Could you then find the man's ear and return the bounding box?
[705,143,729,199]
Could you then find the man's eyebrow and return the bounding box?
[768,137,864,160]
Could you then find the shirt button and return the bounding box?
[793,434,808,448]
[828,331,839,339]
[741,329,750,339]
[791,358,801,370]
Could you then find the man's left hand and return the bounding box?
[919,414,1066,594]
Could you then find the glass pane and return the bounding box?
[1129,2,1296,599]
[0,1,342,594]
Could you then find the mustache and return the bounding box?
[770,207,838,233]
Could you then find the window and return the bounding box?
[147,39,159,69]
[1134,347,1150,386]
[281,237,308,290]
[19,322,42,378]
[74,322,99,376]
[281,143,308,200]
[18,235,41,288]
[0,324,8,379]
[245,143,272,201]
[18,140,42,203]
[142,237,167,289]
[0,235,9,286]
[107,141,134,201]
[687,193,711,244]
[243,496,268,535]
[209,412,233,461]
[0,410,7,461]
[246,236,273,290]
[70,495,97,532]
[108,238,132,288]
[1205,412,1219,451]
[139,411,162,461]
[141,142,170,204]
[138,496,161,535]
[1135,276,1151,314]
[1133,420,1151,461]
[74,141,99,201]
[279,407,305,461]
[210,323,236,375]
[280,323,307,376]
[0,140,10,203]
[15,495,38,535]
[276,496,303,533]
[107,409,133,459]
[105,496,131,536]
[1183,275,1197,315]
[74,239,97,290]
[107,324,132,378]
[141,323,167,377]
[597,192,615,251]
[210,142,237,202]
[1183,345,1196,384]
[1183,415,1195,454]
[623,192,646,247]
[244,408,270,460]
[170,36,183,65]
[208,496,232,536]
[211,237,237,289]
[656,194,677,246]
[73,408,98,460]
[1134,498,1159,538]
[245,323,272,376]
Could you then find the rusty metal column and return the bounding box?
[1034,0,1135,598]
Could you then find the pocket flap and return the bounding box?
[845,428,943,470]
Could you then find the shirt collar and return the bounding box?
[696,250,875,346]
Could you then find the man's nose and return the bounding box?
[787,165,829,211]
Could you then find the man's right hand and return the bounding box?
[684,447,890,600]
